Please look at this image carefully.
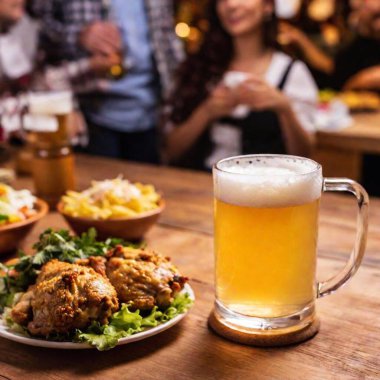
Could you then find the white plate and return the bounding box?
[0,284,194,350]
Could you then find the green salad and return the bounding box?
[0,229,193,351]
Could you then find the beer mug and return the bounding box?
[26,91,73,138]
[212,155,368,341]
[26,92,75,207]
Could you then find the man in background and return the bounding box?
[32,0,183,163]
[0,0,116,144]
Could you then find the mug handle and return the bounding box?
[317,178,369,298]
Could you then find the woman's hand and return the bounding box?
[203,85,237,121]
[236,77,290,113]
[164,85,237,162]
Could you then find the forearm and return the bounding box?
[344,66,380,90]
[296,36,334,74]
[165,104,211,162]
[31,58,92,92]
[277,104,315,157]
[51,59,92,81]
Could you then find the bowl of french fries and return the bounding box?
[57,177,165,240]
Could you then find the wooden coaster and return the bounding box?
[208,309,320,347]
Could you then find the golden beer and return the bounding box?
[215,198,319,318]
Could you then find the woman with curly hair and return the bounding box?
[164,0,318,170]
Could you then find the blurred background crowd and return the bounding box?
[1,0,380,191]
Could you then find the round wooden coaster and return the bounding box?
[208,310,320,347]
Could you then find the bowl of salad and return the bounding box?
[0,184,49,255]
[57,177,165,240]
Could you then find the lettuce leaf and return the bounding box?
[76,292,193,351]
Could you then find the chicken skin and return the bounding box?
[106,246,187,311]
[11,260,119,337]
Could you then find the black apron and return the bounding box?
[176,60,295,171]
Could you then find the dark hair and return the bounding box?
[168,0,279,125]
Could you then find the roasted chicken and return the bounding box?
[11,260,119,336]
[106,246,187,310]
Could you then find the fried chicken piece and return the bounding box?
[106,246,188,311]
[36,260,73,283]
[10,286,35,326]
[77,256,107,277]
[11,260,119,337]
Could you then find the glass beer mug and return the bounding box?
[212,155,368,342]
[27,92,75,208]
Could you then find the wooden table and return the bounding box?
[1,154,380,379]
[315,112,380,181]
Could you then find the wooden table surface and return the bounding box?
[1,154,380,380]
[315,112,380,180]
[317,112,380,154]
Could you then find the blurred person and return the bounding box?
[336,0,380,197]
[0,0,117,93]
[279,22,334,73]
[164,0,318,171]
[337,0,380,91]
[279,0,380,91]
[349,0,380,39]
[32,0,183,164]
[278,0,353,88]
[0,0,122,145]
[0,0,23,27]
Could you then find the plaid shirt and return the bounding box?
[32,0,184,98]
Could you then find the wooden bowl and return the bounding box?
[0,199,49,256]
[57,200,165,241]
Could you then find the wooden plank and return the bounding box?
[0,224,379,380]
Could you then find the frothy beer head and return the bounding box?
[28,92,73,115]
[214,156,322,208]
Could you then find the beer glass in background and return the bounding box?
[27,92,75,208]
[212,155,368,338]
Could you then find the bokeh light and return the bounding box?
[175,22,191,38]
